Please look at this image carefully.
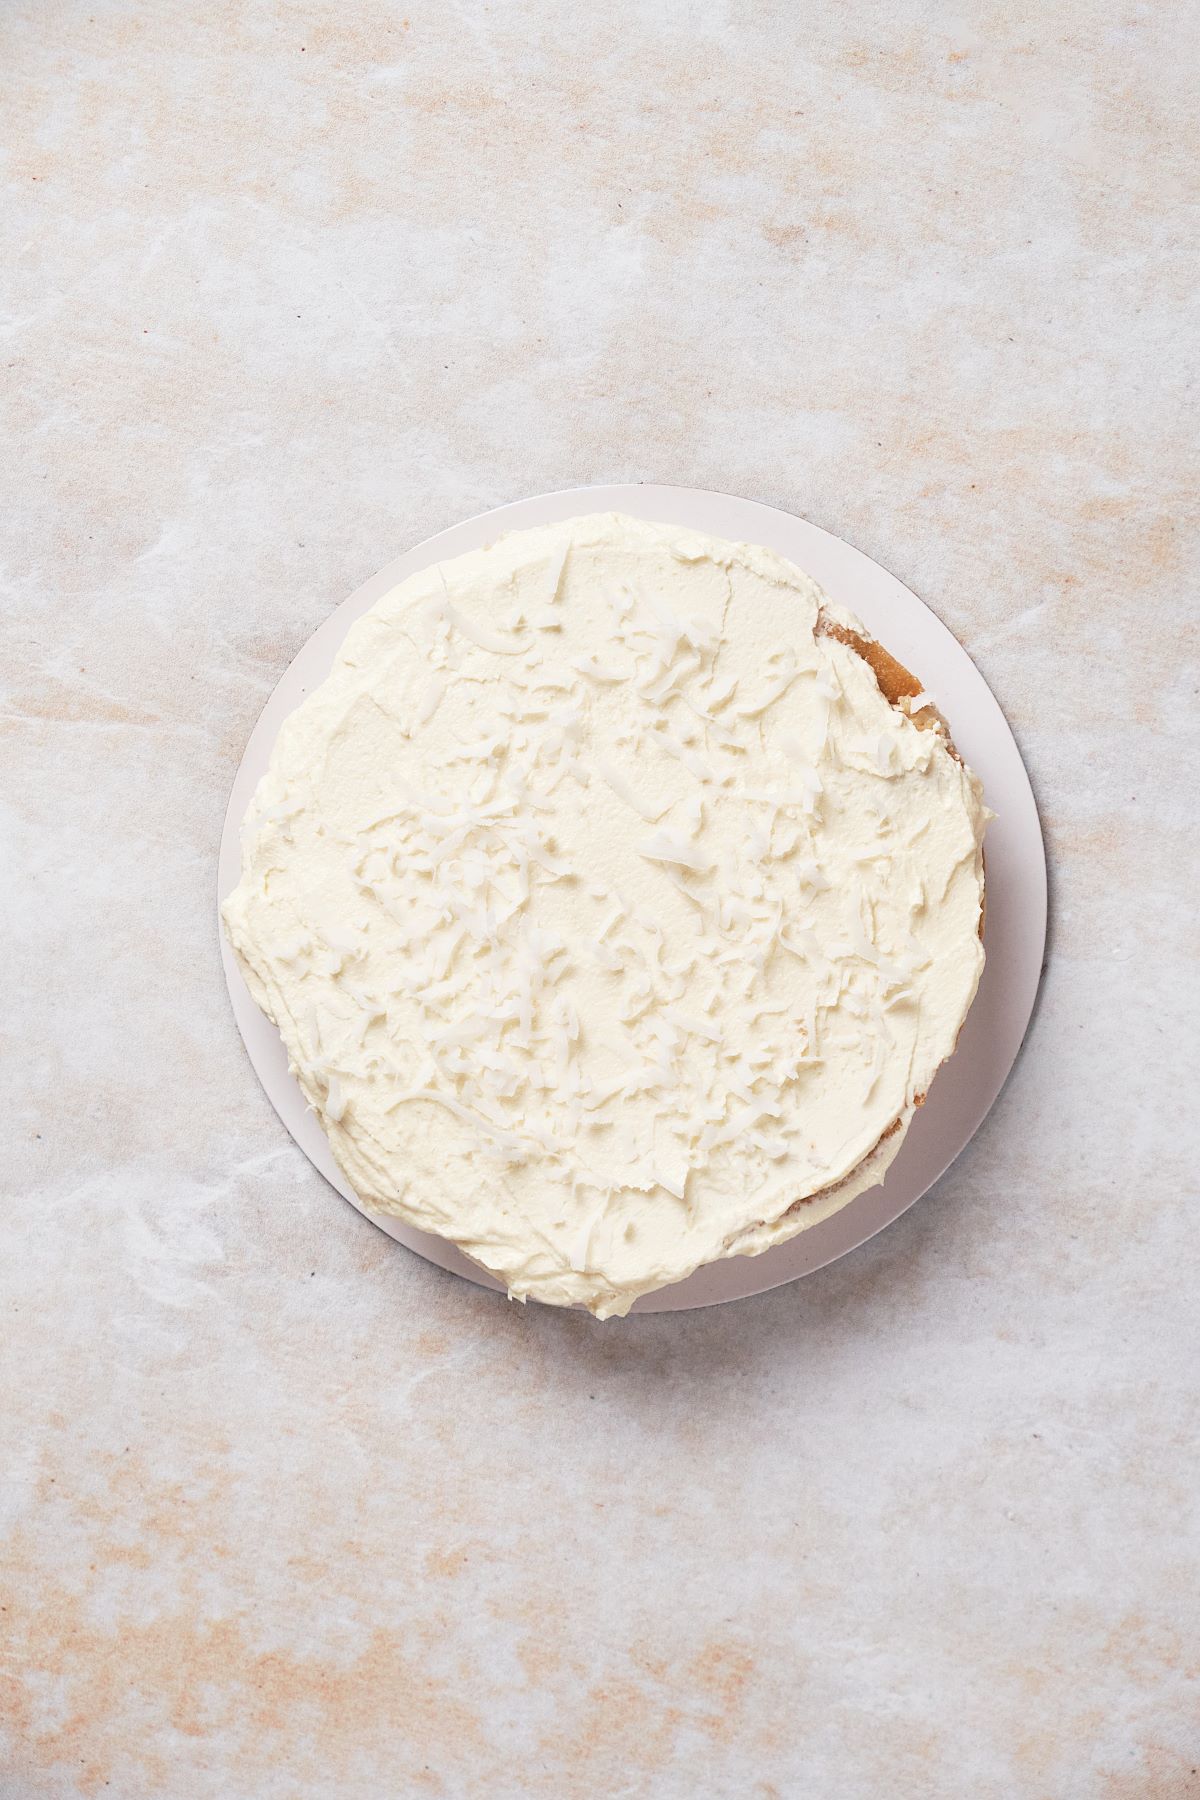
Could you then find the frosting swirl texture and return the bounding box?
[223,515,987,1316]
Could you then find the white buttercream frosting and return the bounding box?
[223,515,987,1317]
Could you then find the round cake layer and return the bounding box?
[223,515,987,1316]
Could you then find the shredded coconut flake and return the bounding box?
[444,600,525,656]
[638,830,714,874]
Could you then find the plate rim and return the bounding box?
[218,482,1047,1315]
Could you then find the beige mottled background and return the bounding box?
[3,2,1198,1796]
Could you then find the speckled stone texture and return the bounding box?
[2,3,1197,1796]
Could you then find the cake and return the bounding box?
[222,514,987,1317]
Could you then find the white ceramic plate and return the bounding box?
[218,485,1046,1314]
